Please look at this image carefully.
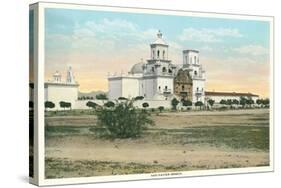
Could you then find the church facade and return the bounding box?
[108,31,206,103]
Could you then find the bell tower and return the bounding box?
[66,66,76,84]
[150,30,169,61]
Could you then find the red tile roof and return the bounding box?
[205,91,259,97]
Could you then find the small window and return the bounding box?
[182,85,185,91]
[162,67,167,73]
[165,86,168,90]
[152,67,155,72]
[157,50,160,58]
[159,86,161,91]
[163,50,165,59]
[190,57,192,64]
[152,50,155,59]
[197,87,199,91]
[194,71,197,76]
[194,56,197,64]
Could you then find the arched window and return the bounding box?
[152,50,155,59]
[158,86,161,91]
[182,85,185,91]
[151,67,155,72]
[157,50,160,58]
[194,56,197,64]
[165,86,168,90]
[163,50,165,59]
[162,67,167,73]
[197,87,199,91]
[194,71,197,76]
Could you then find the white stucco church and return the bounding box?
[30,31,260,110]
[108,31,206,103]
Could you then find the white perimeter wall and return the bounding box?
[206,95,259,103]
[45,85,78,110]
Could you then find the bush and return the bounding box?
[86,101,97,109]
[134,96,144,101]
[142,102,149,109]
[171,98,179,110]
[96,100,154,138]
[158,106,164,113]
[45,101,55,110]
[104,101,115,108]
[96,93,108,100]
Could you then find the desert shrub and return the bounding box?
[96,100,154,138]
[158,106,164,113]
[59,101,71,110]
[45,101,55,110]
[142,102,149,109]
[171,98,179,110]
[134,96,144,101]
[86,101,97,109]
[96,93,108,100]
[104,101,115,108]
[195,101,204,110]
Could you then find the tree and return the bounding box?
[171,98,179,110]
[118,97,128,100]
[232,99,239,105]
[96,93,108,100]
[142,102,149,109]
[59,101,71,110]
[182,99,192,107]
[96,100,155,138]
[226,99,233,108]
[262,98,270,107]
[256,99,262,105]
[195,101,204,110]
[86,101,97,109]
[246,98,254,107]
[220,99,227,105]
[207,99,215,108]
[45,101,55,111]
[104,101,115,108]
[239,97,247,108]
[134,96,144,101]
[158,106,164,113]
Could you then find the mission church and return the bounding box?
[33,31,259,110]
[108,30,206,103]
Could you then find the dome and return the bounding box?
[151,30,168,45]
[130,62,144,74]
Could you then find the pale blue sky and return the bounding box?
[45,8,270,96]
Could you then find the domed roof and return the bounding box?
[151,30,168,45]
[130,62,144,74]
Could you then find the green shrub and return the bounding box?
[96,100,154,138]
[158,106,164,113]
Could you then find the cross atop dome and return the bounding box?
[151,30,168,46]
[157,30,163,39]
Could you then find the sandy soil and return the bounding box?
[45,108,270,177]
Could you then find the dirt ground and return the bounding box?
[45,108,270,178]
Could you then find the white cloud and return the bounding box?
[233,45,268,56]
[179,28,243,43]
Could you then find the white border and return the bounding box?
[32,2,274,186]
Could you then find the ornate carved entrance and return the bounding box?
[174,69,193,101]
